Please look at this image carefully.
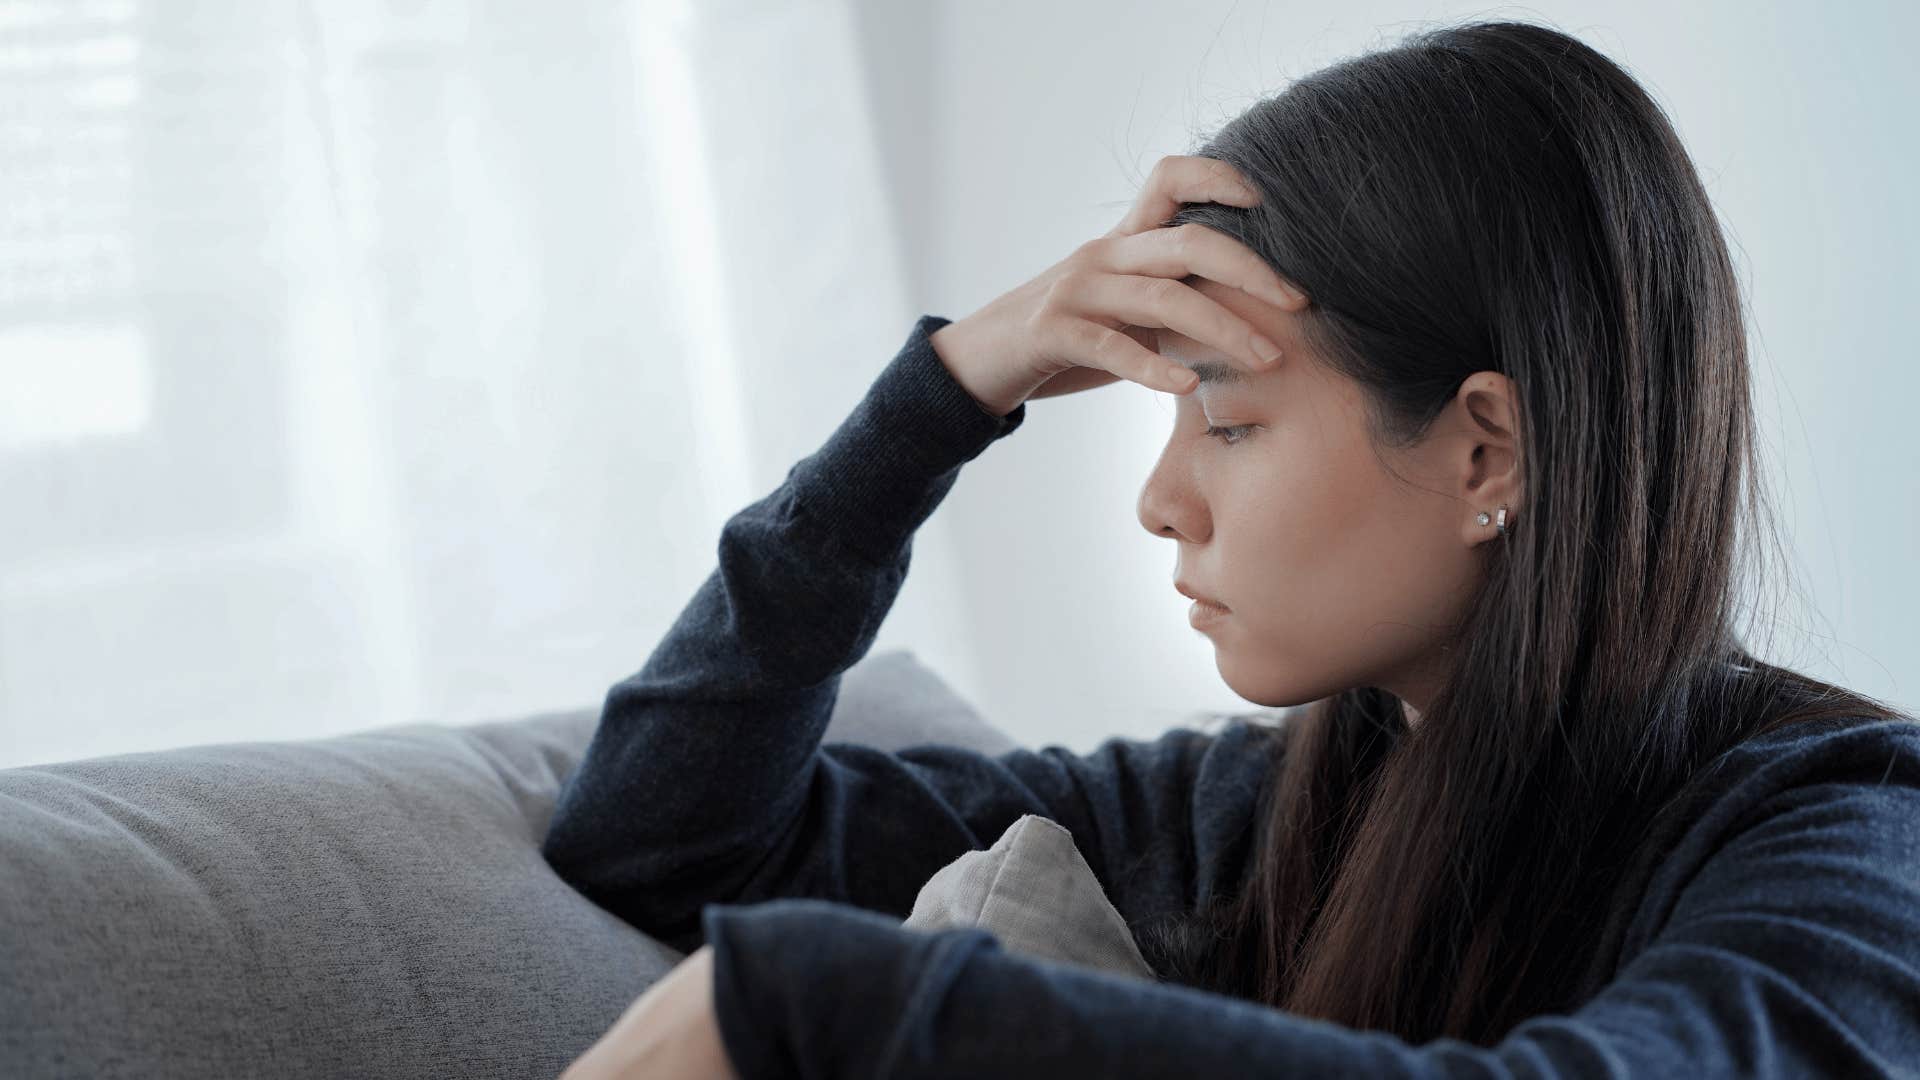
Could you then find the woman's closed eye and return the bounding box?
[1203,424,1257,445]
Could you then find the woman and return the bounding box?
[544,19,1919,1078]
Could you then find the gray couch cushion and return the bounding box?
[904,813,1157,981]
[0,648,1012,1080]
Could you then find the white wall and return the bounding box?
[2,1,1909,767]
[851,0,1918,753]
[0,1,951,768]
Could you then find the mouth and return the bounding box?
[1187,598,1231,628]
[1173,581,1229,611]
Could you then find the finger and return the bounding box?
[1108,155,1262,239]
[1058,271,1283,376]
[1103,222,1309,312]
[1051,315,1200,396]
[1024,364,1123,401]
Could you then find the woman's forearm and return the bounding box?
[538,315,1026,952]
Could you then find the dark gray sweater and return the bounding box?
[539,313,1920,1078]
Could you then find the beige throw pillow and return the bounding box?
[902,814,1157,982]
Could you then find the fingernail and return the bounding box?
[1251,334,1284,367]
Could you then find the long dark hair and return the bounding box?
[1130,18,1913,1045]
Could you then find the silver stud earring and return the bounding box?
[1477,505,1511,536]
[1476,511,1491,526]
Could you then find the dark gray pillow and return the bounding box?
[0,647,1013,1080]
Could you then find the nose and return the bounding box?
[1136,445,1206,544]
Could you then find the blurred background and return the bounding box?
[1,0,1912,768]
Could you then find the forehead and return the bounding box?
[1155,278,1304,388]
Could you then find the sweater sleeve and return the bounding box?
[701,722,1920,1079]
[539,314,1271,956]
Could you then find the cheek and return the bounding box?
[1215,436,1369,619]
[1216,434,1425,674]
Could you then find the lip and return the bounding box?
[1188,599,1231,628]
[1173,580,1230,610]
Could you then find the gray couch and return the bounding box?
[0,648,1020,1080]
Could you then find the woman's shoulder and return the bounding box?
[1635,711,1918,899]
[1693,711,1920,802]
[1646,710,1920,857]
[1587,712,1920,992]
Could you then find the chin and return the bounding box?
[1214,656,1291,709]
[1215,649,1337,710]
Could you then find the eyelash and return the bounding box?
[1203,424,1256,445]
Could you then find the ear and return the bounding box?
[1449,371,1523,548]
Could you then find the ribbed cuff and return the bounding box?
[703,903,792,1080]
[701,899,1001,1080]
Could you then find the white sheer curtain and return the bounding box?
[0,0,944,768]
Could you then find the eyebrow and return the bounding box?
[1179,359,1247,387]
